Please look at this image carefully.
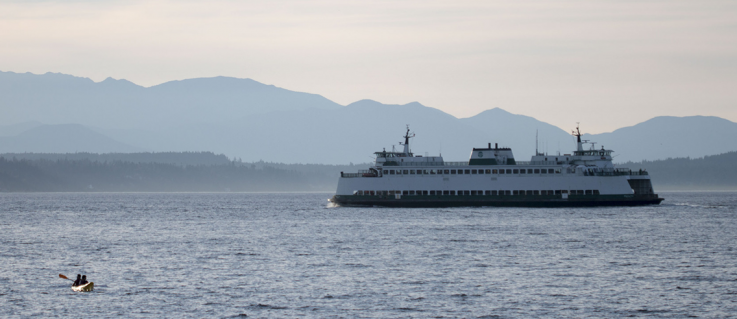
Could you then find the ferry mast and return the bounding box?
[399,125,415,156]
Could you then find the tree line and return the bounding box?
[1,151,734,192]
[619,151,737,190]
[0,153,368,192]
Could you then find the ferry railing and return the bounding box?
[583,168,649,176]
[382,161,464,167]
[442,161,469,166]
[516,161,560,165]
[341,170,379,178]
[383,161,563,167]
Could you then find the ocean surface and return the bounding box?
[1,192,736,318]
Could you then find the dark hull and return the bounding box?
[330,194,664,208]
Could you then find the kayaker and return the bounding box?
[80,275,88,285]
[73,274,82,286]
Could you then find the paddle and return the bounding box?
[59,274,73,281]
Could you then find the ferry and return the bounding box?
[329,126,663,207]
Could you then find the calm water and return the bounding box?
[1,192,736,318]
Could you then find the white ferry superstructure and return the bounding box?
[330,126,663,207]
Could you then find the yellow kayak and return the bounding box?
[72,282,94,292]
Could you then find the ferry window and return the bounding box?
[410,170,415,174]
[513,169,519,174]
[451,169,457,174]
[548,190,554,195]
[477,190,483,195]
[444,170,450,174]
[513,190,519,195]
[449,190,456,195]
[430,169,436,175]
[389,170,394,174]
[520,169,526,174]
[528,169,533,174]
[562,190,568,194]
[465,169,471,174]
[555,169,562,174]
[499,190,505,195]
[491,190,498,195]
[464,190,470,195]
[421,190,427,195]
[540,190,546,195]
[388,190,394,195]
[430,190,435,195]
[471,169,477,174]
[506,169,512,174]
[594,190,600,195]
[485,169,491,174]
[549,169,555,174]
[541,169,547,174]
[585,190,592,195]
[485,190,491,195]
[403,170,408,174]
[443,190,449,195]
[505,190,511,195]
[403,190,409,195]
[471,190,477,195]
[499,169,505,174]
[424,170,429,175]
[555,190,562,195]
[357,191,363,195]
[533,190,539,195]
[409,190,415,195]
[534,169,540,174]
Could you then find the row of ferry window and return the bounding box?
[384,168,561,175]
[356,190,600,196]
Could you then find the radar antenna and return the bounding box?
[571,123,582,143]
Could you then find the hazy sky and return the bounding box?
[2,0,736,133]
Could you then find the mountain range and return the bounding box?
[2,70,736,164]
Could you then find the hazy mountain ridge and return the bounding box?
[585,116,737,163]
[0,124,142,153]
[0,71,341,130]
[2,71,737,164]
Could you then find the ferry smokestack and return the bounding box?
[488,143,491,149]
[495,143,498,149]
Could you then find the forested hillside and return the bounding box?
[619,151,737,190]
[0,151,231,166]
[0,153,368,192]
[0,151,734,192]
